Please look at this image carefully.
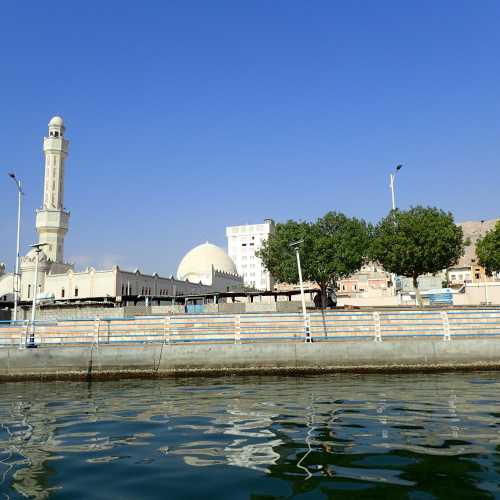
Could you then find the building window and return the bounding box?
[27,284,31,298]
[74,287,79,297]
[61,288,65,298]
[475,273,480,280]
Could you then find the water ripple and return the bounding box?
[0,373,499,498]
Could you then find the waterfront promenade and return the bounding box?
[1,307,500,380]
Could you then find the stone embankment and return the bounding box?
[1,307,499,381]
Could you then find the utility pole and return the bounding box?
[481,220,490,305]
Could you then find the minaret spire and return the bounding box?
[35,116,70,263]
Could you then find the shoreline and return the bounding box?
[2,337,500,382]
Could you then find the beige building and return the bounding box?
[0,117,244,304]
[337,263,392,297]
[448,219,500,286]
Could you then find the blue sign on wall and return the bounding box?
[424,288,454,305]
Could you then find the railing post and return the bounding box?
[304,313,312,343]
[19,320,26,349]
[94,318,100,346]
[24,321,30,348]
[441,311,451,341]
[235,315,241,344]
[373,311,382,342]
[163,316,170,344]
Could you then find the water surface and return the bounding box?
[0,373,499,499]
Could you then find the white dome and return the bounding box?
[177,242,237,285]
[49,115,64,127]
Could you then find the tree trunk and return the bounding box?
[413,275,422,306]
[320,284,328,309]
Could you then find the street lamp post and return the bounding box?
[27,243,48,348]
[290,240,311,342]
[389,165,403,300]
[389,164,403,211]
[8,173,23,322]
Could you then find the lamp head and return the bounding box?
[396,164,403,171]
[8,172,15,179]
[289,239,304,248]
[29,243,48,252]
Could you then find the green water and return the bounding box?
[0,373,499,499]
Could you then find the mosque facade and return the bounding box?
[0,117,244,303]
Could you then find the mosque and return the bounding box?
[0,117,244,303]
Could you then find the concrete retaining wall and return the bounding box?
[20,305,123,321]
[0,310,10,321]
[151,305,185,315]
[2,337,500,381]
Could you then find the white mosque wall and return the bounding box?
[42,268,116,300]
[37,266,244,302]
[0,273,14,299]
[211,269,246,292]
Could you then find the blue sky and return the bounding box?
[1,1,499,275]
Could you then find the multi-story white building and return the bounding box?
[226,220,275,290]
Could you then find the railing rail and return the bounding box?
[0,308,500,348]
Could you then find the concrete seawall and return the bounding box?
[2,337,500,381]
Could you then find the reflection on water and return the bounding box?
[0,373,499,499]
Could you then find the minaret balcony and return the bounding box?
[43,136,68,153]
[35,208,70,232]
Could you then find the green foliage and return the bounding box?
[370,206,464,287]
[256,220,310,285]
[257,212,371,295]
[476,221,500,275]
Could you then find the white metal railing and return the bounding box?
[0,308,499,348]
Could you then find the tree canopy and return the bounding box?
[476,221,500,276]
[370,206,464,303]
[257,212,371,307]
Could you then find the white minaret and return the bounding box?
[35,116,70,263]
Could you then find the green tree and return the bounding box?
[257,212,371,308]
[370,206,464,305]
[476,221,500,276]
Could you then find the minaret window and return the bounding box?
[74,287,79,297]
[27,284,31,298]
[61,288,65,298]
